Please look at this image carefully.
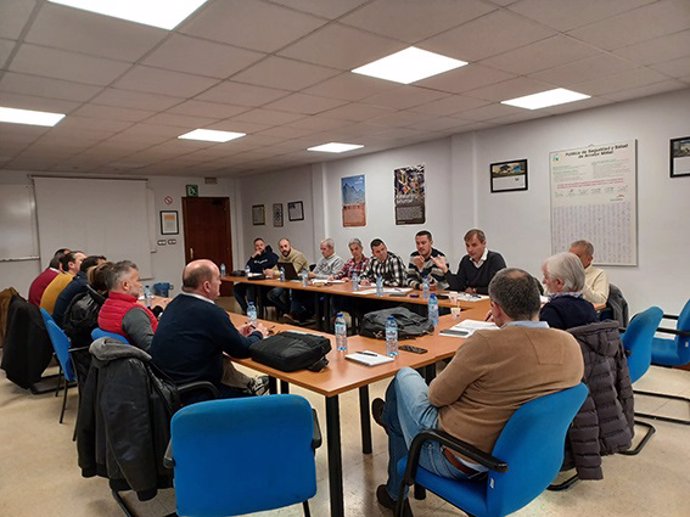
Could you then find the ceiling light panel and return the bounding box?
[501,88,590,110]
[0,106,66,127]
[178,129,246,143]
[352,47,467,84]
[307,142,363,153]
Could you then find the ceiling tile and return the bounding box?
[480,35,600,75]
[542,96,611,115]
[0,72,102,102]
[71,104,156,122]
[416,63,516,94]
[601,79,687,102]
[114,65,219,97]
[143,34,265,79]
[269,0,368,19]
[363,87,448,110]
[25,3,165,61]
[207,120,273,134]
[464,77,557,102]
[256,125,315,139]
[421,10,556,61]
[0,91,80,113]
[288,117,346,131]
[318,103,394,122]
[401,116,475,133]
[1,38,13,65]
[409,95,490,116]
[231,108,305,125]
[0,0,36,40]
[574,67,670,96]
[367,110,429,128]
[56,116,133,133]
[530,53,635,87]
[613,30,690,66]
[168,100,249,118]
[90,88,184,111]
[278,23,403,70]
[301,72,395,101]
[231,57,340,91]
[196,81,290,106]
[263,93,348,114]
[144,112,220,129]
[453,102,523,121]
[568,0,690,51]
[179,0,326,52]
[9,44,132,86]
[507,0,655,31]
[340,0,495,42]
[650,55,690,78]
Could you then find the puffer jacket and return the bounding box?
[563,320,634,479]
[76,338,179,501]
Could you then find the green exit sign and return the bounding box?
[186,184,199,197]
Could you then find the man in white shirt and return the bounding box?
[569,240,609,305]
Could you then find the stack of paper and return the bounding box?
[440,319,498,338]
[345,350,394,366]
[351,287,413,296]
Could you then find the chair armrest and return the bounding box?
[311,408,322,450]
[177,381,219,399]
[163,440,174,469]
[656,327,690,337]
[662,314,679,321]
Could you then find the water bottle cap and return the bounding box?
[337,312,343,317]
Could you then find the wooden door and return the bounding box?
[182,197,233,295]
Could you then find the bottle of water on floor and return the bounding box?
[335,312,348,353]
[247,302,257,327]
[428,293,439,329]
[375,274,383,297]
[144,285,152,308]
[422,275,430,299]
[385,316,398,357]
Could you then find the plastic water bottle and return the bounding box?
[335,312,348,352]
[385,316,398,357]
[428,293,439,329]
[244,264,250,277]
[144,285,153,308]
[300,269,309,287]
[279,266,286,282]
[247,302,257,326]
[220,263,226,277]
[422,275,430,299]
[352,272,360,292]
[375,274,383,297]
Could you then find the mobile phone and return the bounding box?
[399,345,428,354]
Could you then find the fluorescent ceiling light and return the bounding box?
[0,106,65,127]
[48,0,208,30]
[178,129,246,143]
[352,46,467,85]
[501,88,591,110]
[307,142,364,153]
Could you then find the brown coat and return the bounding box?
[0,287,19,347]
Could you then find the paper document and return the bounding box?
[345,350,395,366]
[351,287,413,296]
[440,319,498,338]
[311,279,345,285]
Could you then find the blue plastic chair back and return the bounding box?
[153,282,171,297]
[91,328,130,344]
[622,306,664,383]
[171,394,317,517]
[39,308,76,383]
[651,299,690,366]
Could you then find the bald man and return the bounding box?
[151,259,270,398]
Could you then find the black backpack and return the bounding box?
[63,288,104,348]
[359,307,434,340]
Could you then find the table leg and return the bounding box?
[280,380,289,393]
[358,386,372,454]
[314,292,324,331]
[268,376,278,394]
[326,396,344,517]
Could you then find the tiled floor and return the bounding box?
[2,309,689,516]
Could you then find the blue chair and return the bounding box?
[166,394,320,517]
[39,308,77,423]
[395,384,588,517]
[91,327,129,344]
[619,306,664,455]
[634,300,690,425]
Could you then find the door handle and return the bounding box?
[190,247,194,259]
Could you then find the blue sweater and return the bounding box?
[540,294,598,331]
[150,293,262,386]
[445,250,506,294]
[53,272,88,327]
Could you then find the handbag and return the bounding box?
[249,331,331,372]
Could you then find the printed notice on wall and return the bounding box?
[394,164,425,225]
[550,140,637,266]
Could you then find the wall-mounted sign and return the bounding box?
[163,195,173,205]
[186,184,199,197]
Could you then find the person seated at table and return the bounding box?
[265,238,309,315]
[435,228,506,295]
[540,252,598,330]
[361,238,407,287]
[28,247,70,306]
[40,250,87,314]
[568,239,610,305]
[151,259,270,399]
[234,237,278,314]
[330,238,370,281]
[371,268,584,515]
[53,254,107,327]
[406,230,448,291]
[285,238,344,324]
[97,260,158,351]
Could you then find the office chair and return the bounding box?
[634,299,690,425]
[395,383,588,517]
[619,306,664,455]
[91,327,129,344]
[39,308,81,423]
[166,394,320,517]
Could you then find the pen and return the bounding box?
[357,351,378,356]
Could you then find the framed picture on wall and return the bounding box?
[252,204,265,225]
[490,159,528,193]
[160,210,179,235]
[670,136,690,177]
[272,203,283,227]
[288,201,304,221]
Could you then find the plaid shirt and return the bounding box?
[406,248,449,290]
[362,252,407,287]
[334,256,370,280]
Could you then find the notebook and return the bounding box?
[345,350,395,366]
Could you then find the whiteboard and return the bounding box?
[550,140,637,266]
[0,184,38,261]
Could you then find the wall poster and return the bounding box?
[550,140,637,266]
[341,174,366,227]
[394,164,425,225]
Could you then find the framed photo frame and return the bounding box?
[670,136,690,178]
[272,203,283,227]
[490,159,528,193]
[252,204,265,225]
[160,210,179,235]
[288,201,304,222]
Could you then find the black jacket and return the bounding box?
[77,338,179,501]
[563,321,634,479]
[246,245,279,273]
